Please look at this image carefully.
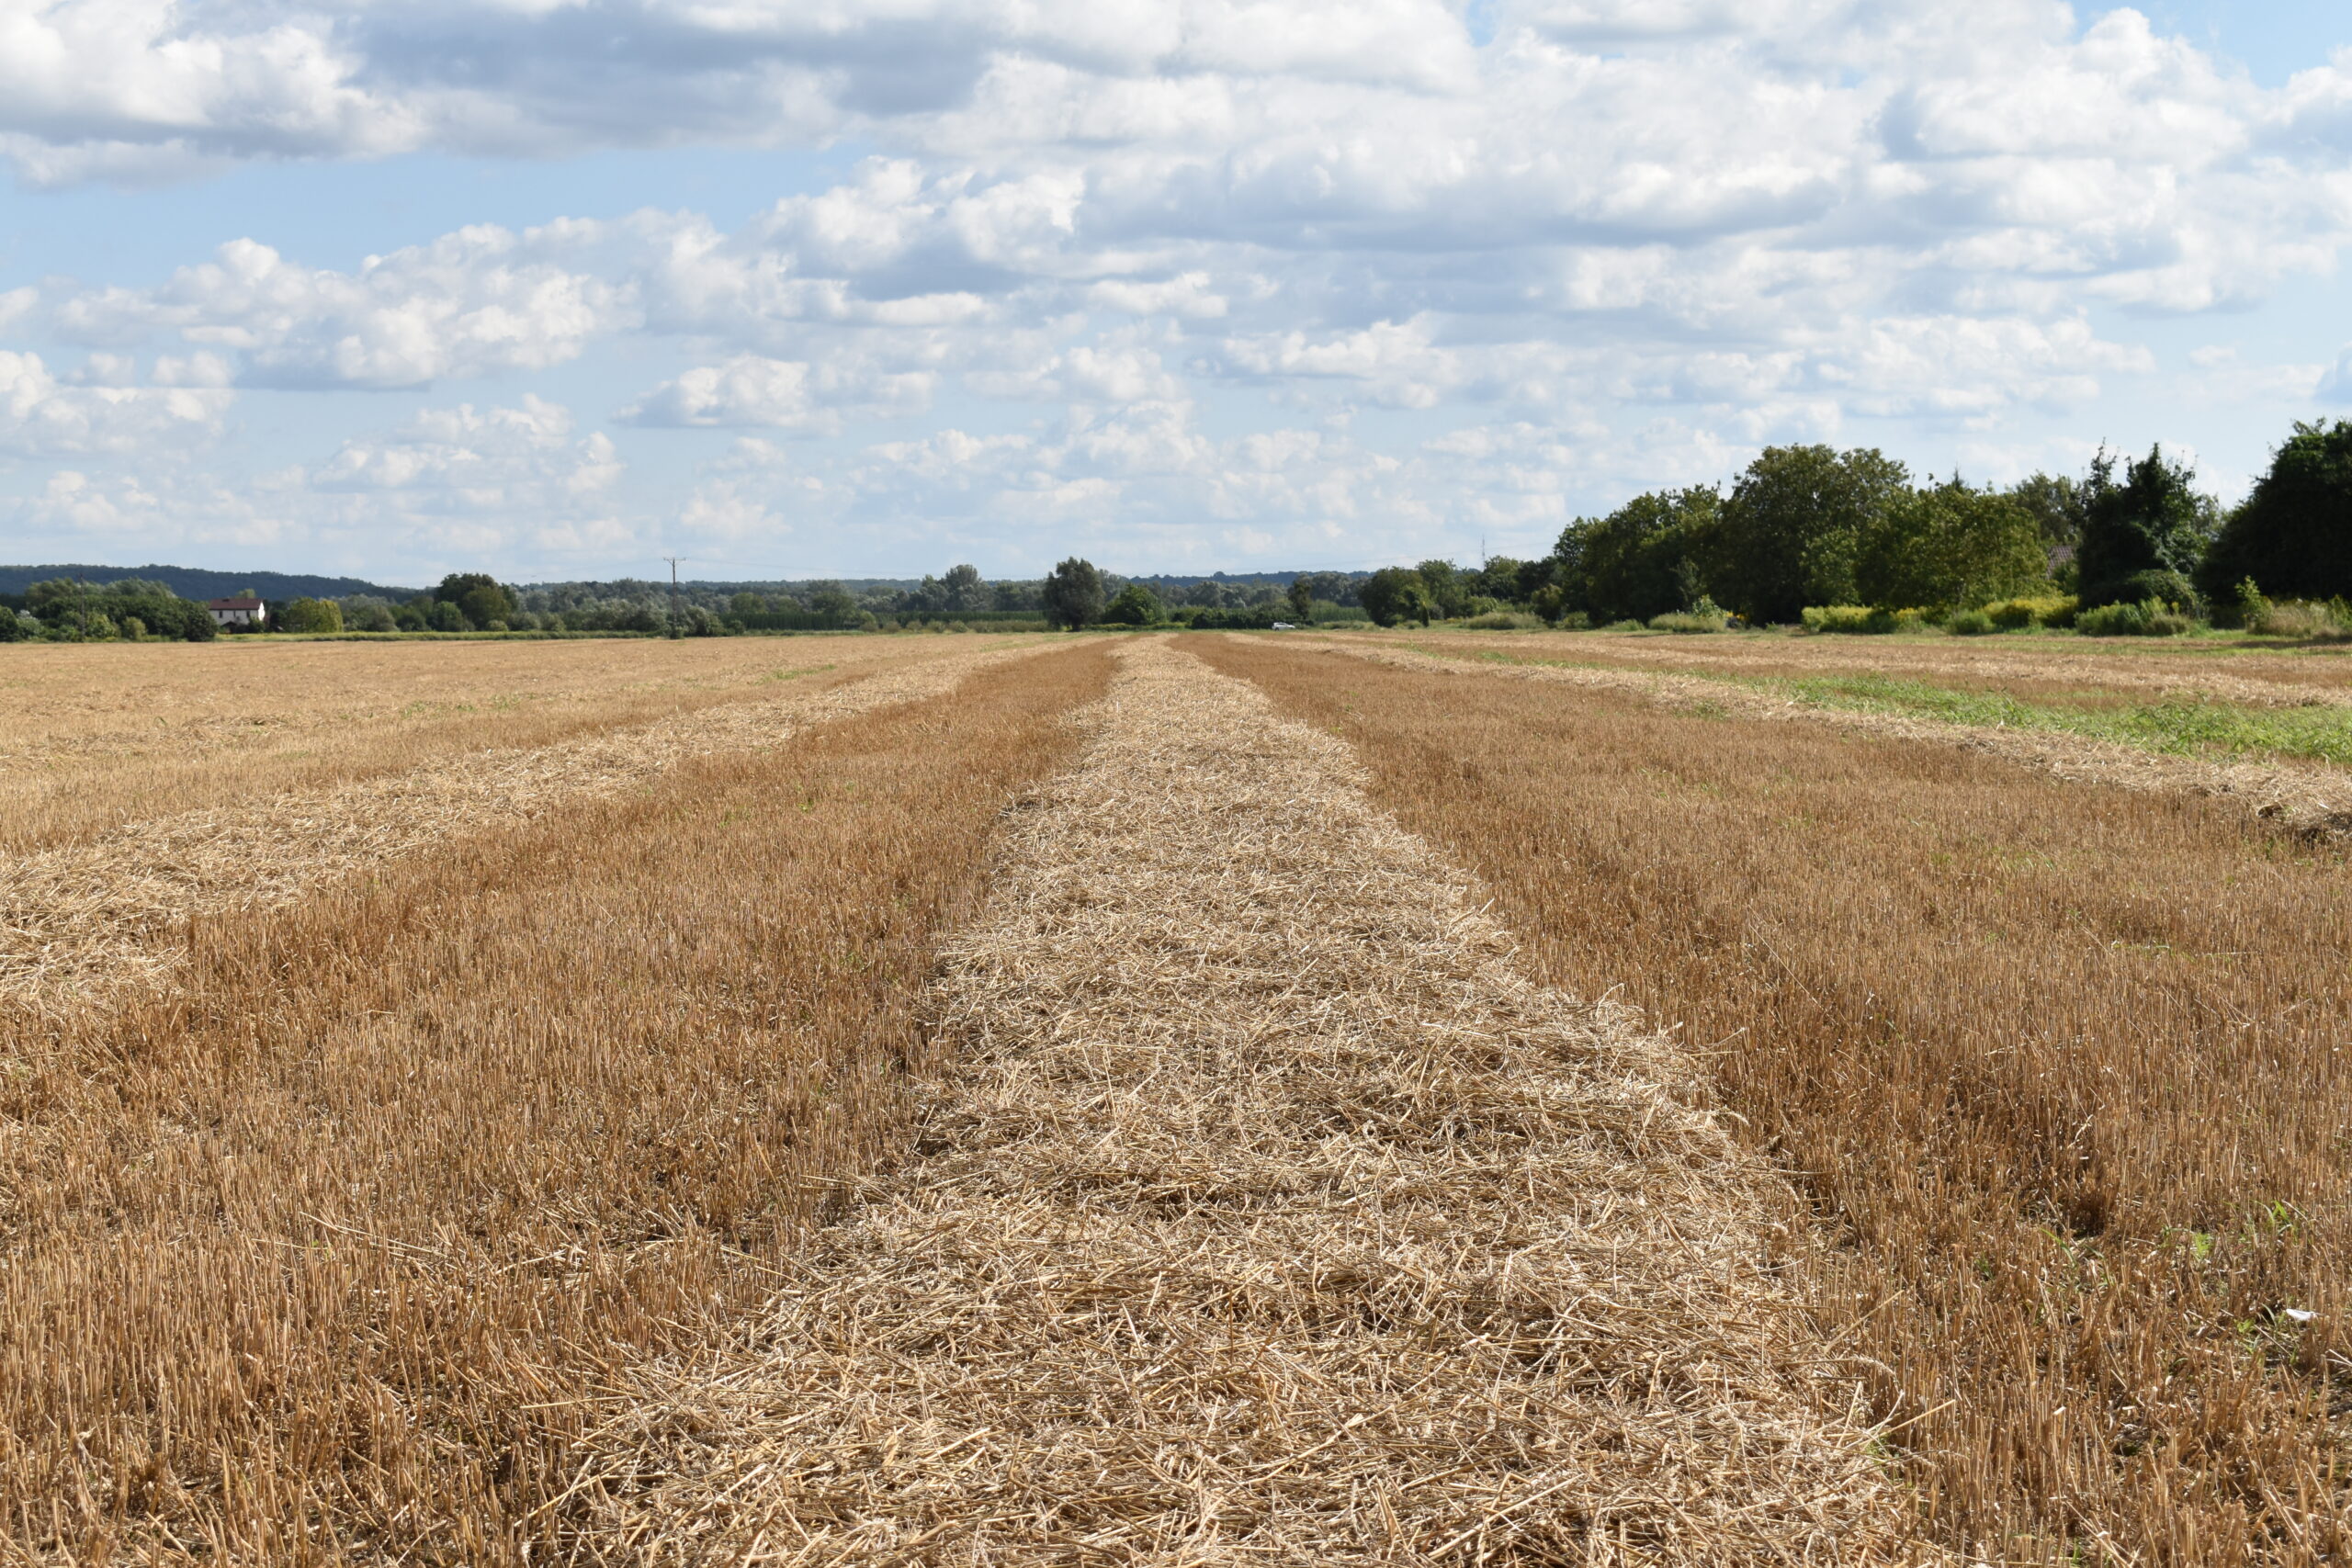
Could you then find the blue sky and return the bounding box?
[3,1,2351,584]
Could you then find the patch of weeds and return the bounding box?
[1758,673,2352,764]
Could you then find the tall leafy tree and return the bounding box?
[1714,446,1910,623]
[2075,446,2215,608]
[2196,420,2352,606]
[435,571,518,629]
[278,597,345,634]
[1291,570,1361,607]
[940,562,989,612]
[1467,556,1543,604]
[806,583,863,626]
[1041,558,1105,629]
[1560,488,1721,623]
[1414,560,1472,619]
[1360,568,1434,627]
[1101,583,1166,626]
[1856,479,2050,610]
[2007,471,2086,554]
[906,563,993,614]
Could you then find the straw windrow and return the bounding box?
[594,640,1904,1562]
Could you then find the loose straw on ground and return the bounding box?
[1312,634,2352,840]
[0,638,1047,1010]
[589,640,1905,1564]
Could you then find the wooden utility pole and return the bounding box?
[663,556,684,635]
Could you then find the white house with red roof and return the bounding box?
[204,595,268,627]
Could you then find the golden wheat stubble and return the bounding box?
[0,640,1114,1563]
[1203,636,2352,1567]
[0,633,990,855]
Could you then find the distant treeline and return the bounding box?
[0,565,1383,642]
[1488,422,2352,633]
[1,578,225,642]
[18,419,2346,644]
[0,563,418,601]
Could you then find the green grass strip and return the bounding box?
[1413,646,2352,768]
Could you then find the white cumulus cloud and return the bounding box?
[0,349,233,455]
[53,230,629,389]
[7,0,2352,573]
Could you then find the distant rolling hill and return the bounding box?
[0,564,422,601]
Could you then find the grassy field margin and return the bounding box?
[1443,646,2352,767]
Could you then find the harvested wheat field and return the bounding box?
[10,624,2343,1564]
[0,635,1110,1560]
[1206,633,2352,1565]
[588,639,1903,1562]
[1310,632,2352,840]
[1,633,1018,854]
[1,635,1043,1010]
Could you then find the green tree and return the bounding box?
[1546,524,1591,619]
[1415,560,1472,619]
[2196,420,2352,607]
[1102,583,1167,626]
[1291,570,1359,607]
[2007,471,2086,553]
[435,572,518,629]
[461,586,513,629]
[27,579,215,640]
[1855,479,2050,611]
[1285,578,1314,621]
[940,563,989,612]
[1360,567,1435,627]
[1042,558,1105,629]
[2076,446,2215,609]
[1561,488,1722,623]
[804,584,862,627]
[1467,557,1533,604]
[24,579,82,618]
[278,596,345,634]
[25,579,111,638]
[1715,446,1910,623]
[428,600,467,632]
